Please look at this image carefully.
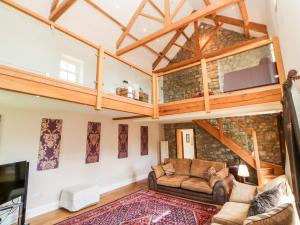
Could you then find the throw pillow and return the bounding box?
[244,203,296,225]
[209,174,222,188]
[216,168,229,179]
[229,180,257,204]
[151,165,165,179]
[207,166,217,177]
[162,163,175,176]
[248,185,281,217]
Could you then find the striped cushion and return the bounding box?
[244,203,296,225]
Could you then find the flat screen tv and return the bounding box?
[0,161,29,206]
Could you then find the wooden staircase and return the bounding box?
[193,119,284,186]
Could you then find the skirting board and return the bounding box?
[26,173,148,220]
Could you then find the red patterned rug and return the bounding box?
[56,190,219,225]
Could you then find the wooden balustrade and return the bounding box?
[252,130,263,187]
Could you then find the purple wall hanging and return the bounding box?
[141,126,148,156]
[118,124,128,159]
[86,122,101,164]
[37,118,62,171]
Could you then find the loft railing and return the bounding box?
[157,36,285,116]
[0,0,155,117]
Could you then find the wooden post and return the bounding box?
[272,36,286,85]
[252,130,263,187]
[95,46,104,110]
[152,73,159,119]
[201,58,210,112]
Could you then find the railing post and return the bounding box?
[95,46,104,110]
[201,58,210,112]
[252,130,263,187]
[272,36,286,85]
[152,73,159,119]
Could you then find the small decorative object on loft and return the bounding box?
[37,118,62,171]
[85,122,101,164]
[141,126,148,156]
[238,164,250,183]
[116,80,149,103]
[118,124,128,159]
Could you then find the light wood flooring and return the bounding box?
[29,179,148,225]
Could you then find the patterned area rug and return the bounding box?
[56,190,219,225]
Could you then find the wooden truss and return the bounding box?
[48,0,267,70]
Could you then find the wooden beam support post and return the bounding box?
[194,20,201,57]
[117,0,240,55]
[95,46,104,110]
[49,0,76,21]
[152,73,159,118]
[238,0,250,38]
[201,58,210,112]
[252,130,263,187]
[272,36,286,85]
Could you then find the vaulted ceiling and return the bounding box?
[10,0,270,72]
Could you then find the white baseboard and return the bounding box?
[26,173,148,221]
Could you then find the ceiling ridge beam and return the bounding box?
[116,0,148,49]
[84,0,170,62]
[116,0,241,56]
[49,0,76,21]
[164,0,171,25]
[203,0,219,25]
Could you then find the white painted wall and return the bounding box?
[0,106,160,219]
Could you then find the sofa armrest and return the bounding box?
[148,171,158,191]
[212,174,234,205]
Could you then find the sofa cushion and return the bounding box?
[157,175,189,188]
[230,180,257,204]
[151,165,165,178]
[162,163,175,176]
[244,203,296,225]
[216,168,229,179]
[191,159,226,179]
[168,159,191,176]
[181,177,213,194]
[212,202,250,225]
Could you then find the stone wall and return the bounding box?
[163,114,282,183]
[161,24,273,102]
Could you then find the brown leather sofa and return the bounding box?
[148,158,234,205]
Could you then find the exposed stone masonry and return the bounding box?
[163,114,282,183]
[161,23,273,102]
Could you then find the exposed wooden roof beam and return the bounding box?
[116,0,148,49]
[171,0,187,21]
[193,20,201,56]
[203,0,219,25]
[113,115,149,120]
[238,0,250,38]
[174,42,196,53]
[164,0,171,25]
[148,0,165,18]
[155,36,269,74]
[84,0,170,62]
[140,12,164,24]
[200,22,223,52]
[116,0,241,56]
[206,15,267,34]
[49,0,76,21]
[152,26,187,70]
[50,0,59,14]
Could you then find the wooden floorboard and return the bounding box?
[29,179,148,225]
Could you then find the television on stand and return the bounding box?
[0,161,29,225]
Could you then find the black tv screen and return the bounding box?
[0,161,28,205]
